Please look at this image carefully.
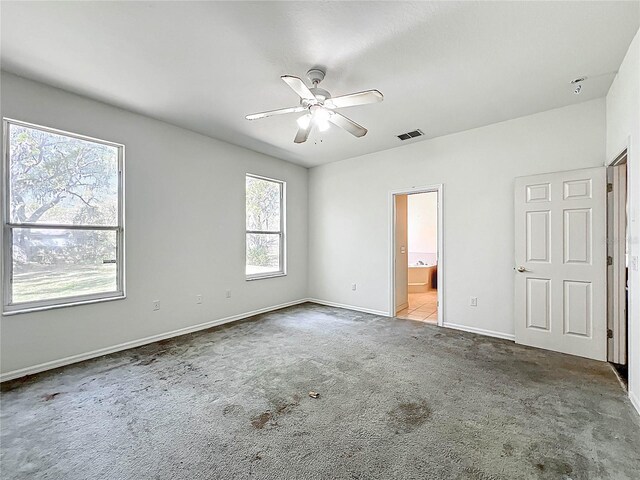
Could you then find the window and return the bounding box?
[3,119,124,313]
[245,174,285,279]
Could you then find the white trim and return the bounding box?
[245,173,286,280]
[307,299,517,344]
[245,271,286,282]
[3,293,126,316]
[388,184,444,326]
[0,298,307,382]
[443,321,515,341]
[306,298,389,317]
[2,118,126,314]
[630,391,640,417]
[605,139,630,167]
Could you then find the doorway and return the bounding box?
[607,149,629,384]
[390,185,443,325]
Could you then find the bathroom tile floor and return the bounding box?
[396,290,438,324]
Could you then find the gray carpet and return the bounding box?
[1,303,639,479]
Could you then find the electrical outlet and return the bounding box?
[225,290,231,299]
[352,283,357,291]
[196,294,203,304]
[153,300,160,311]
[470,297,478,307]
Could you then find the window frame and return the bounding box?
[2,118,126,315]
[245,173,286,281]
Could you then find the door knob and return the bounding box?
[516,266,527,272]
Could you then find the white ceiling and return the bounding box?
[1,1,638,167]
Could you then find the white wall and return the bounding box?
[407,192,438,265]
[308,99,606,335]
[606,29,640,415]
[0,72,308,377]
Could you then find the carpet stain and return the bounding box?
[525,442,594,479]
[251,411,273,429]
[535,459,573,475]
[223,404,243,417]
[502,443,514,457]
[388,400,431,433]
[251,395,301,429]
[251,451,263,462]
[42,392,60,401]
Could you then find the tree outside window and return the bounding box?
[245,175,285,279]
[3,120,124,312]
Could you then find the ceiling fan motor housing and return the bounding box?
[308,87,331,104]
[307,68,326,85]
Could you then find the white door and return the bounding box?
[514,167,607,360]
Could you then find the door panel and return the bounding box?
[564,208,591,264]
[564,280,591,337]
[526,183,551,202]
[515,167,606,360]
[526,211,550,262]
[564,179,592,199]
[526,278,551,330]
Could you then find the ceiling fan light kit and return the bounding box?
[246,68,383,144]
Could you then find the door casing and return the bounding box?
[388,184,444,325]
[607,149,629,365]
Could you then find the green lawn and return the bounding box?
[12,264,117,303]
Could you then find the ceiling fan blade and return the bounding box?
[328,112,367,137]
[281,75,316,101]
[246,105,306,120]
[294,124,311,143]
[325,89,383,109]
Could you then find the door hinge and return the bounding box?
[607,329,613,339]
[607,183,613,193]
[607,256,613,266]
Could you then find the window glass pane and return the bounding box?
[246,233,280,276]
[246,176,281,232]
[11,228,118,304]
[9,124,119,226]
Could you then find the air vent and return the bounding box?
[397,129,424,141]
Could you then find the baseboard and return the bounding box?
[306,301,514,342]
[630,391,640,417]
[306,298,389,317]
[0,298,308,382]
[442,321,515,341]
[396,302,408,312]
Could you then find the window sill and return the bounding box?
[246,272,286,281]
[3,293,126,316]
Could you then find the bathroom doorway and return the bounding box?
[390,185,443,325]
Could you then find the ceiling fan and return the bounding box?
[246,68,383,144]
